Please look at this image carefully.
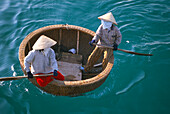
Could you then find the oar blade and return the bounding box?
[0,73,53,81]
[118,49,153,56]
[93,43,153,56]
[0,76,27,81]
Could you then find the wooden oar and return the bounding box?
[93,43,153,56]
[0,74,53,81]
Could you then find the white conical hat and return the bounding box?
[98,12,118,25]
[32,35,57,50]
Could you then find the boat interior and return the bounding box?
[24,26,104,81]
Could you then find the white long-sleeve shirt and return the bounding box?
[24,48,58,74]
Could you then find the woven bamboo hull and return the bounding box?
[19,24,114,96]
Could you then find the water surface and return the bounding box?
[0,0,170,114]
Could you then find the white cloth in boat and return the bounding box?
[24,48,58,74]
[92,24,122,47]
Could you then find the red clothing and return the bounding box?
[35,71,64,87]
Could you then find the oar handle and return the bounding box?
[0,73,53,81]
[93,43,113,49]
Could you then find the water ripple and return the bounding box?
[0,0,10,12]
[0,98,14,114]
[116,70,145,95]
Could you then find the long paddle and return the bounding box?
[0,74,53,81]
[93,43,153,56]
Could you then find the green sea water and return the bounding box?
[0,0,170,114]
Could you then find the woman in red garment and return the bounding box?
[24,35,65,87]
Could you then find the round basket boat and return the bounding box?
[19,24,114,96]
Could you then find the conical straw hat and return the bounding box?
[98,12,118,25]
[32,35,57,50]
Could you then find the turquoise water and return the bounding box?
[0,0,170,113]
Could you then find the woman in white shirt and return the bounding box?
[24,35,64,87]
